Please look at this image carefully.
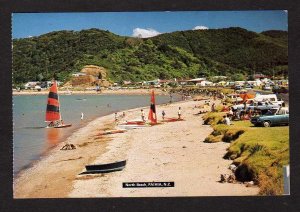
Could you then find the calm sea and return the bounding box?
[13,94,180,175]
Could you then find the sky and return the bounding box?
[12,11,288,39]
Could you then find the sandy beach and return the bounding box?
[14,98,258,198]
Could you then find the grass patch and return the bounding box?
[203,109,289,195]
[203,112,248,144]
[226,125,289,195]
[204,134,223,143]
[203,112,226,125]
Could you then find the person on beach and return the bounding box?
[141,109,145,122]
[162,110,166,120]
[122,112,126,117]
[115,112,118,121]
[228,108,233,119]
[81,112,84,121]
[178,107,182,119]
[211,103,216,112]
[224,115,231,125]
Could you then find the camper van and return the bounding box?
[232,94,284,110]
[254,94,284,106]
[254,94,277,102]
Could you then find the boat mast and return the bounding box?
[56,81,62,121]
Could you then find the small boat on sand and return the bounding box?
[80,160,126,174]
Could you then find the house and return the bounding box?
[253,73,269,79]
[247,80,262,87]
[72,72,87,77]
[217,81,227,86]
[234,81,246,86]
[212,76,227,80]
[177,79,190,85]
[142,79,160,86]
[24,81,39,89]
[196,80,213,87]
[188,78,206,84]
[123,80,132,85]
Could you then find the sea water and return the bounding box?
[13,94,180,175]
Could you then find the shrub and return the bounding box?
[204,135,223,143]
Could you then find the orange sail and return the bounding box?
[45,81,61,122]
[148,90,157,124]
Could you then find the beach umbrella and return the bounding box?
[148,90,157,124]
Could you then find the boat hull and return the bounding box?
[46,124,72,128]
[80,160,126,174]
[54,124,72,128]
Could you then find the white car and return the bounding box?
[263,85,272,90]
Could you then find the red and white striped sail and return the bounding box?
[45,81,61,122]
[148,90,157,124]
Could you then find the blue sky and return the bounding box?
[12,11,288,39]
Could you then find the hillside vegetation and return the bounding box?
[12,27,288,85]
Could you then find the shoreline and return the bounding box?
[13,94,182,178]
[13,88,170,96]
[13,101,177,198]
[14,98,259,198]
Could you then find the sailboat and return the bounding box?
[148,90,158,125]
[45,81,72,128]
[118,90,158,129]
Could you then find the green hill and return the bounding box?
[12,27,288,85]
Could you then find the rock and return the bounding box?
[220,174,228,183]
[227,174,236,183]
[70,65,111,87]
[245,181,255,187]
[81,65,108,79]
[71,75,97,86]
[220,174,236,183]
[60,143,76,150]
[229,164,237,172]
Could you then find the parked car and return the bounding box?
[234,85,242,90]
[244,84,253,90]
[263,84,272,90]
[232,100,280,111]
[249,101,281,111]
[250,107,289,127]
[273,86,289,94]
[226,94,243,103]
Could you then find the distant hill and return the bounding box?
[12,27,288,84]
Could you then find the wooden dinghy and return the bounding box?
[54,124,72,128]
[80,160,126,174]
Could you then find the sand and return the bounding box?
[14,99,259,198]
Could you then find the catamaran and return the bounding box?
[45,81,72,128]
